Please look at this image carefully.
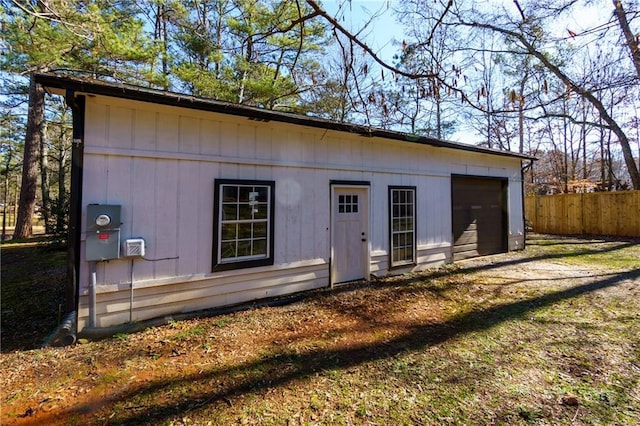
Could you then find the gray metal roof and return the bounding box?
[35,73,536,161]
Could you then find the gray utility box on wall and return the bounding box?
[86,204,121,261]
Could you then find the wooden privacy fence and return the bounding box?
[525,191,640,237]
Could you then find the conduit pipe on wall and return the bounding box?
[130,258,135,323]
[89,262,97,327]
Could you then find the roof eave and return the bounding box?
[34,73,536,161]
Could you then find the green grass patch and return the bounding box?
[170,324,207,341]
[525,235,640,269]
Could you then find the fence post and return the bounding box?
[580,192,585,235]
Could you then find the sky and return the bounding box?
[321,0,404,63]
[317,0,604,144]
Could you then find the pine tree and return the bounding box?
[1,1,160,238]
[171,0,326,109]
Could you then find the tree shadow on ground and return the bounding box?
[55,265,639,425]
[526,233,640,246]
[327,239,637,299]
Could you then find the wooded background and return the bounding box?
[2,0,639,239]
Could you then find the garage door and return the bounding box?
[451,176,507,261]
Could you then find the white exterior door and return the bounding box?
[331,186,369,284]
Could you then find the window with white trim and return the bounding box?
[390,187,416,266]
[213,179,275,271]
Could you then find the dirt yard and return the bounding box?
[1,234,639,425]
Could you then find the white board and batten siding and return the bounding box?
[78,95,525,330]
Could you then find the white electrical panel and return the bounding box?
[124,238,146,257]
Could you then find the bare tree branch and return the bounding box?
[513,0,526,22]
[305,0,437,80]
[612,0,640,78]
[252,11,322,45]
[426,0,454,47]
[460,18,640,188]
[529,112,611,130]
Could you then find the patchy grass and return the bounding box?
[1,234,639,425]
[525,234,640,269]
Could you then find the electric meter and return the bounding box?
[95,214,111,227]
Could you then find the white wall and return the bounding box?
[78,95,525,329]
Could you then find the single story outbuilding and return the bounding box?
[36,73,534,334]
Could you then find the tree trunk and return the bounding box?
[238,36,254,104]
[599,123,605,189]
[14,76,45,239]
[518,76,526,153]
[607,131,614,191]
[613,1,640,78]
[436,95,442,140]
[2,157,10,241]
[562,107,569,193]
[56,146,67,234]
[581,100,587,180]
[40,125,52,234]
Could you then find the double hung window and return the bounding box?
[213,179,275,270]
